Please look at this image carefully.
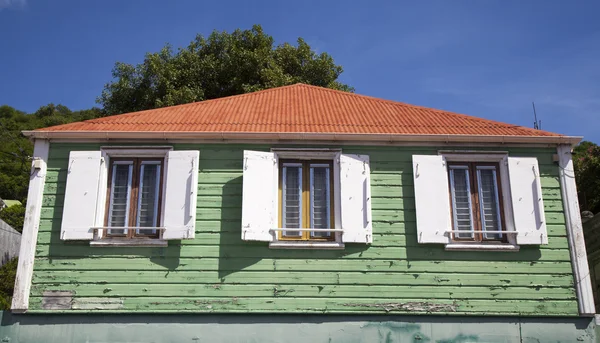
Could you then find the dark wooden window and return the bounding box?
[104,158,164,238]
[448,162,506,242]
[278,159,334,241]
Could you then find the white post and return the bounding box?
[557,144,595,316]
[11,139,49,312]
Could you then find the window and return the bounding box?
[105,158,163,238]
[279,160,334,241]
[240,150,373,247]
[60,149,199,243]
[448,162,505,242]
[412,153,549,250]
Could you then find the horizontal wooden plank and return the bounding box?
[38,206,568,226]
[40,180,556,199]
[32,270,574,287]
[45,161,559,180]
[27,296,578,315]
[46,145,557,159]
[198,172,242,184]
[39,201,566,223]
[198,184,242,196]
[35,230,570,249]
[43,170,485,187]
[30,283,575,300]
[199,159,243,172]
[34,243,571,261]
[32,257,574,274]
[41,192,564,213]
[36,217,568,237]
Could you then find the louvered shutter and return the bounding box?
[508,157,548,245]
[340,154,372,243]
[241,150,278,241]
[412,155,452,244]
[162,150,199,240]
[61,151,103,240]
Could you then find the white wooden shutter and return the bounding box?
[162,150,199,240]
[412,155,452,244]
[241,150,278,241]
[508,157,548,245]
[61,151,103,240]
[340,154,372,243]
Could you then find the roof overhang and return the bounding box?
[22,130,583,146]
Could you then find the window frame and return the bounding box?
[440,152,518,250]
[103,157,165,239]
[91,147,172,246]
[278,159,335,242]
[447,161,507,243]
[268,149,344,249]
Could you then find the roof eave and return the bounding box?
[22,130,583,146]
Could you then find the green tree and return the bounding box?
[0,104,103,202]
[0,105,36,201]
[0,257,18,310]
[98,24,353,115]
[0,203,26,233]
[574,141,600,214]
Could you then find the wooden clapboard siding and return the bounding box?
[29,143,578,315]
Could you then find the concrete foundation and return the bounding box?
[1,311,598,342]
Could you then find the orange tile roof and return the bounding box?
[37,83,562,137]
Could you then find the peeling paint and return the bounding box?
[273,287,294,297]
[68,297,125,310]
[343,301,458,313]
[41,291,73,310]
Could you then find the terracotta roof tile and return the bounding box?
[37,83,562,137]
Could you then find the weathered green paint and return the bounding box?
[28,143,578,315]
[0,311,597,342]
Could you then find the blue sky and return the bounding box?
[1,0,599,142]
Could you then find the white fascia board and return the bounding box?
[22,130,583,147]
[557,144,595,316]
[11,139,49,312]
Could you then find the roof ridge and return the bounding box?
[63,83,537,132]
[34,83,563,138]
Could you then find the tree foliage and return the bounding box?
[98,24,353,115]
[574,141,600,214]
[0,104,103,202]
[0,204,26,233]
[0,257,18,310]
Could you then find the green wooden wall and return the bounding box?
[29,143,578,315]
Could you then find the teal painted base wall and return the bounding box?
[0,311,597,343]
[31,143,577,315]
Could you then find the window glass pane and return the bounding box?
[108,163,132,235]
[282,165,302,237]
[310,165,330,237]
[136,163,161,235]
[450,167,474,239]
[477,167,502,239]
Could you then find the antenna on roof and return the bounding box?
[532,102,541,130]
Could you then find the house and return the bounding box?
[0,219,20,266]
[584,213,600,313]
[0,84,597,342]
[0,198,23,266]
[0,198,22,210]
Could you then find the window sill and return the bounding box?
[90,238,168,247]
[444,243,519,252]
[269,241,345,250]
